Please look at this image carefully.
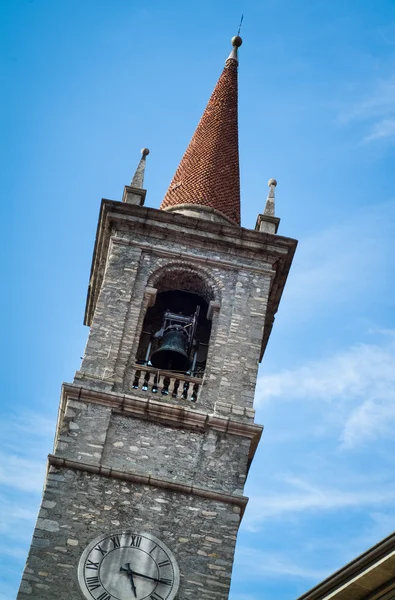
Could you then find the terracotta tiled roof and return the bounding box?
[160,47,241,225]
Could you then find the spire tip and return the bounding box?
[231,35,243,48]
[227,36,242,64]
[141,148,150,156]
[268,178,277,187]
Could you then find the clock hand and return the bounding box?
[120,564,137,598]
[127,569,167,584]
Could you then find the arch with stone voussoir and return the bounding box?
[146,259,223,305]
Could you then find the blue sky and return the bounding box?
[2,0,395,599]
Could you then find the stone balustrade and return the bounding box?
[132,364,203,402]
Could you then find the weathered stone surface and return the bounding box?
[18,468,238,599]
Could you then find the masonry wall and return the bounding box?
[17,466,241,600]
[55,399,250,495]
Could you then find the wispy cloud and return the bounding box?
[234,547,328,580]
[0,411,52,493]
[339,77,395,144]
[363,118,395,143]
[341,396,395,448]
[0,410,52,599]
[280,202,395,325]
[258,338,395,404]
[0,452,46,493]
[0,411,51,571]
[0,495,39,566]
[257,332,395,448]
[244,477,395,529]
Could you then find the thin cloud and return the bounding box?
[280,202,395,323]
[0,496,38,550]
[0,453,46,493]
[244,478,395,529]
[362,118,395,143]
[0,411,53,493]
[342,398,395,448]
[258,339,395,403]
[256,334,395,448]
[341,79,395,123]
[234,547,329,580]
[339,77,395,144]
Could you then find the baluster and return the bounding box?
[172,378,180,398]
[168,376,175,397]
[182,381,189,400]
[191,383,199,402]
[162,376,170,395]
[142,371,150,391]
[132,370,141,389]
[152,372,159,393]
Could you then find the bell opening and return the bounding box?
[136,290,212,376]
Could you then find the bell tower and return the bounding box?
[17,37,297,600]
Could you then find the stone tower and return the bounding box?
[17,37,297,600]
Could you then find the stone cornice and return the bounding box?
[60,383,263,443]
[47,454,249,518]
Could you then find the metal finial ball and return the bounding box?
[268,178,277,187]
[141,148,150,156]
[231,35,243,47]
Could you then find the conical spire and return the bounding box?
[160,36,243,225]
[131,148,150,188]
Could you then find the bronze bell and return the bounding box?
[150,325,190,372]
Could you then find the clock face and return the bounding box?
[78,531,180,600]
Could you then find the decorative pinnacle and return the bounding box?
[263,178,277,217]
[227,35,243,63]
[131,148,150,188]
